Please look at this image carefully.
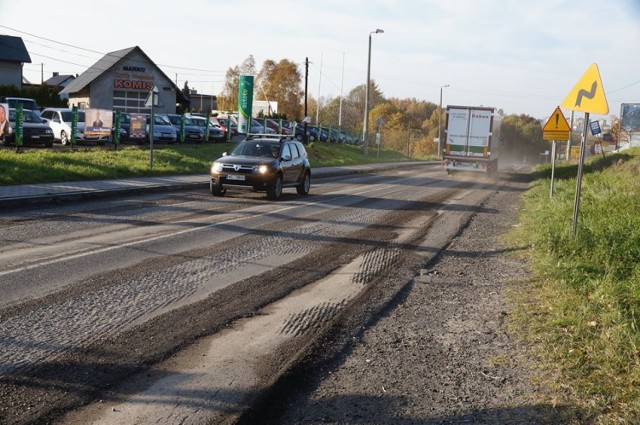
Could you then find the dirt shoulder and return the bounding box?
[246,170,584,424]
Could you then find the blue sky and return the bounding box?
[2,0,640,121]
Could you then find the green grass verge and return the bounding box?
[506,148,640,423]
[0,142,426,186]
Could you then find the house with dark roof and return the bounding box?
[0,35,32,88]
[60,46,188,114]
[44,72,76,100]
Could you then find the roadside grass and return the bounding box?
[506,148,640,423]
[0,142,424,186]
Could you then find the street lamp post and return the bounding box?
[363,28,384,157]
[437,84,449,159]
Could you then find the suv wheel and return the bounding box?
[60,130,68,146]
[267,175,283,200]
[210,180,226,197]
[296,172,310,195]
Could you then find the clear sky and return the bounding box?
[2,0,640,121]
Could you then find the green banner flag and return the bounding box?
[204,114,210,142]
[114,110,121,145]
[238,75,254,134]
[179,113,185,143]
[15,103,23,147]
[71,105,78,146]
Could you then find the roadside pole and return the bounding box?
[550,140,556,198]
[560,63,609,237]
[542,107,570,200]
[145,85,160,174]
[571,114,589,235]
[149,103,154,173]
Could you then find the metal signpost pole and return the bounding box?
[149,102,154,173]
[550,140,556,198]
[572,113,589,236]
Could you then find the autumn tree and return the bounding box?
[256,59,303,120]
[218,56,257,112]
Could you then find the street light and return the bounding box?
[437,84,449,159]
[363,28,384,157]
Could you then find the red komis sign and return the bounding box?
[114,79,154,90]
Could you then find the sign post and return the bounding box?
[542,106,570,198]
[560,63,609,236]
[145,85,160,173]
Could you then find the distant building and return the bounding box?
[0,35,32,88]
[253,100,278,116]
[187,90,218,114]
[44,72,76,100]
[60,46,188,114]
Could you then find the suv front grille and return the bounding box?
[221,164,255,174]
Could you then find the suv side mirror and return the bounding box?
[282,154,292,161]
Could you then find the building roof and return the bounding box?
[0,35,32,63]
[60,46,188,103]
[44,74,75,87]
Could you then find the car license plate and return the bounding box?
[189,134,199,139]
[32,135,39,139]
[162,133,171,137]
[227,174,245,181]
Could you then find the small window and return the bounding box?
[289,143,299,159]
[296,142,307,157]
[281,144,291,159]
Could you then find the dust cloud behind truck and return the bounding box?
[443,106,501,175]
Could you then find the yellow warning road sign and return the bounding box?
[543,106,570,141]
[561,63,609,114]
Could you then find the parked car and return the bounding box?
[0,97,40,117]
[1,108,54,147]
[188,115,226,142]
[210,117,238,139]
[209,137,311,200]
[262,118,291,135]
[40,107,86,145]
[145,113,177,144]
[249,119,276,135]
[165,113,205,142]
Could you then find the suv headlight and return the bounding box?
[257,164,270,174]
[212,162,223,173]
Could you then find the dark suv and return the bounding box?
[210,137,311,200]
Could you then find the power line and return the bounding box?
[1,24,227,74]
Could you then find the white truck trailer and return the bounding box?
[442,106,501,175]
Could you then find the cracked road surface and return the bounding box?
[0,164,535,424]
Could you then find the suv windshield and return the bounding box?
[6,98,38,111]
[9,109,42,123]
[230,140,280,158]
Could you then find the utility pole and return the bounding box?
[316,53,322,125]
[304,57,309,144]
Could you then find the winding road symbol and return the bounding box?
[561,63,608,115]
[575,81,597,107]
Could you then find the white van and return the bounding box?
[0,97,40,116]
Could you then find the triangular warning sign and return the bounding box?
[561,63,608,114]
[543,107,570,132]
